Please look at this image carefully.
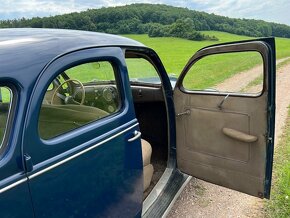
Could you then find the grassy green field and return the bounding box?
[124,31,290,75]
[124,31,249,74]
[122,31,290,90]
[265,108,290,217]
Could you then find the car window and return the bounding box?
[0,87,12,148]
[38,61,120,140]
[126,57,161,84]
[182,51,263,95]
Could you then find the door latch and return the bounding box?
[24,154,33,173]
[218,93,230,110]
[128,130,142,142]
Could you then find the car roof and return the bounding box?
[0,28,145,80]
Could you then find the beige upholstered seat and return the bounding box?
[141,139,154,191]
[38,104,108,139]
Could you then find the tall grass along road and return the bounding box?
[265,108,290,217]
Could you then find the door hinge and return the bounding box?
[24,154,33,173]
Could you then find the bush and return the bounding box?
[148,19,219,41]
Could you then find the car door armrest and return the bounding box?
[222,127,258,143]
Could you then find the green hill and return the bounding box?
[1,4,290,40]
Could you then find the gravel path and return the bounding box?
[214,58,288,92]
[167,58,290,218]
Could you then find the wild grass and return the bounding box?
[264,108,290,218]
[277,57,290,69]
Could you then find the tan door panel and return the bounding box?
[174,40,275,198]
[183,107,251,162]
[175,89,268,196]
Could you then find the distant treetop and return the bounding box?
[1,3,290,40]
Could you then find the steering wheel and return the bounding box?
[51,79,85,105]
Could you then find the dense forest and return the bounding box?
[1,4,290,41]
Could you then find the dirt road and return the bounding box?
[167,59,290,218]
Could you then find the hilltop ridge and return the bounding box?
[1,4,290,39]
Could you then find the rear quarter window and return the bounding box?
[0,87,12,149]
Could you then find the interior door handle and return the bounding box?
[128,130,141,142]
[222,127,258,143]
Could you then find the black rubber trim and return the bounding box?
[142,170,189,218]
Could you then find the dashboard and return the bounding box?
[47,78,164,114]
[76,84,164,112]
[75,85,119,113]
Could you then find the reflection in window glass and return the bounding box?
[0,87,12,148]
[183,51,263,94]
[39,61,120,140]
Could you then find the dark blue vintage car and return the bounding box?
[0,29,275,217]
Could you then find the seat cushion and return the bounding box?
[143,164,154,191]
[141,139,154,192]
[39,104,108,139]
[141,139,152,166]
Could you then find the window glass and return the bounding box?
[126,57,161,84]
[182,51,263,94]
[0,87,12,148]
[39,61,120,140]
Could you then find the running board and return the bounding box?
[142,169,190,218]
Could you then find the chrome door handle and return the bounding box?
[128,130,141,142]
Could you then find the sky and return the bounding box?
[1,0,290,26]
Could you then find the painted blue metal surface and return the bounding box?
[0,180,34,217]
[0,29,146,217]
[23,47,143,217]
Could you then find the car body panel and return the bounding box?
[0,180,34,217]
[22,47,143,217]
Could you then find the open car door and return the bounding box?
[174,38,275,198]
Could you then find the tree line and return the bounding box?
[1,3,290,41]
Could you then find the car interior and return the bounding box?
[38,52,169,200]
[126,52,168,198]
